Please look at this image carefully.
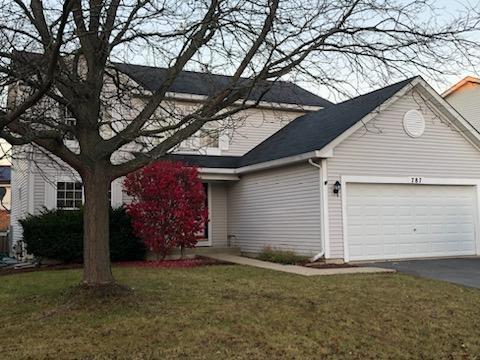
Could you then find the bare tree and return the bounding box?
[0,0,479,286]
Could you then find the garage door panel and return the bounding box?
[384,245,397,255]
[347,183,477,261]
[431,224,445,233]
[382,225,396,235]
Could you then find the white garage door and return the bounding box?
[346,183,477,261]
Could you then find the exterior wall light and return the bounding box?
[333,181,341,196]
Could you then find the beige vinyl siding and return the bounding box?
[227,163,321,256]
[209,183,228,246]
[10,157,30,245]
[446,84,480,131]
[133,98,308,157]
[327,89,480,259]
[222,108,303,156]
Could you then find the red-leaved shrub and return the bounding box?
[124,161,208,259]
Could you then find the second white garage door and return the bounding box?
[346,183,477,261]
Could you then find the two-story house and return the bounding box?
[10,65,480,263]
[9,62,331,254]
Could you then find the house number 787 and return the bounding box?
[411,177,422,184]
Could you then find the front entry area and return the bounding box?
[345,183,477,261]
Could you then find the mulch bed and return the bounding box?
[0,257,229,276]
[114,256,230,268]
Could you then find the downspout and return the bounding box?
[308,159,325,262]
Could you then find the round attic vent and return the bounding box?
[403,109,425,138]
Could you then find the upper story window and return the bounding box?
[199,126,220,148]
[56,181,83,209]
[178,122,227,155]
[59,105,76,140]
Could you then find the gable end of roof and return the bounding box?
[238,77,417,167]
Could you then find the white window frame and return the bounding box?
[55,177,84,210]
[47,175,118,210]
[340,175,480,262]
[177,122,229,155]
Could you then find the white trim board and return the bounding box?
[340,175,480,262]
[321,159,330,258]
[196,182,213,247]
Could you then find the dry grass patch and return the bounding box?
[1,265,479,359]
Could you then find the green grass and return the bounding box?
[257,247,310,265]
[1,265,480,359]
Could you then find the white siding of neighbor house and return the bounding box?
[10,157,30,245]
[327,89,480,259]
[227,163,321,256]
[445,83,480,131]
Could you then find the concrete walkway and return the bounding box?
[207,254,395,276]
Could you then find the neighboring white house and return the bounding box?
[9,66,480,263]
[443,76,480,131]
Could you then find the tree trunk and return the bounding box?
[82,168,114,286]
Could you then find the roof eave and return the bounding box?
[134,90,325,112]
[442,76,480,97]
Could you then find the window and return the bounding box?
[178,123,221,152]
[56,181,83,209]
[59,105,76,140]
[199,127,220,148]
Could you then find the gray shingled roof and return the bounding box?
[113,63,332,108]
[160,153,240,168]
[164,77,416,169]
[11,52,331,107]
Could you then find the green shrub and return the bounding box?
[109,207,146,261]
[257,247,310,265]
[20,207,146,263]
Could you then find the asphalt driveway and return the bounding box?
[367,258,480,288]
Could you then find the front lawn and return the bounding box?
[1,265,479,359]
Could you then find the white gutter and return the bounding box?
[162,92,325,112]
[131,89,324,112]
[197,151,323,177]
[197,149,335,177]
[308,158,325,262]
[235,149,333,175]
